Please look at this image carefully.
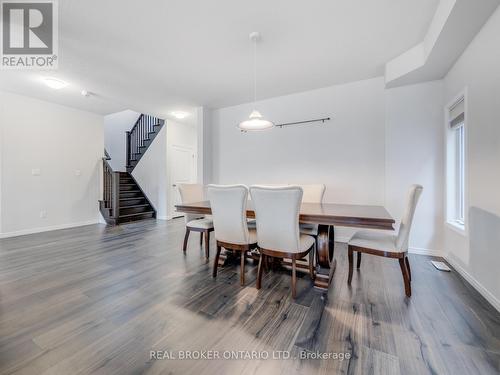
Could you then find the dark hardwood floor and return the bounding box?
[0,219,499,375]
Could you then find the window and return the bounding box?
[446,94,466,232]
[454,123,465,224]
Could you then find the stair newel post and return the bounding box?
[126,131,131,169]
[112,172,120,219]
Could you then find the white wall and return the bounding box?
[0,91,103,237]
[385,81,445,255]
[211,77,386,202]
[443,6,500,309]
[131,125,168,219]
[210,78,387,240]
[104,110,140,171]
[197,107,210,185]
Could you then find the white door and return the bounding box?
[170,145,196,218]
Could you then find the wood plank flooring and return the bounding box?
[0,219,499,375]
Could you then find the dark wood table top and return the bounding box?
[176,201,395,230]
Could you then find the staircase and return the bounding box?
[100,114,164,225]
[116,172,155,223]
[126,114,165,172]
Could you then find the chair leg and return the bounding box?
[240,251,246,286]
[256,254,264,289]
[399,258,412,297]
[357,252,362,269]
[347,246,354,285]
[309,247,315,280]
[263,253,268,272]
[204,231,210,259]
[292,258,297,299]
[213,244,221,277]
[199,232,203,246]
[182,228,190,252]
[405,256,411,281]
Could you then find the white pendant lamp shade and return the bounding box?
[238,110,274,131]
[238,32,274,132]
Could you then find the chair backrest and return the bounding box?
[298,184,326,203]
[208,185,250,245]
[396,184,424,252]
[178,183,205,223]
[247,184,289,200]
[250,186,303,252]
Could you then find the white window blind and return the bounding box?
[449,98,465,129]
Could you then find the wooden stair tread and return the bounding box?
[120,204,150,208]
[119,211,154,218]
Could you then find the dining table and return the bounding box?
[175,201,395,292]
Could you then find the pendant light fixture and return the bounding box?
[238,32,275,131]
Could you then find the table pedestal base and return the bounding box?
[313,224,336,291]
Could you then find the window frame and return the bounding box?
[445,89,468,236]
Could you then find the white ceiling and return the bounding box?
[0,0,439,118]
[385,0,500,87]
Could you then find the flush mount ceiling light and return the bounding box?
[172,111,188,119]
[42,77,68,90]
[237,32,274,132]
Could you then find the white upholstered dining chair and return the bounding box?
[298,184,326,265]
[208,185,258,286]
[178,183,214,258]
[300,184,326,204]
[247,184,290,228]
[298,184,326,235]
[347,184,423,297]
[250,186,316,298]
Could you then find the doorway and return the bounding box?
[169,144,196,218]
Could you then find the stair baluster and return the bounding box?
[125,114,165,172]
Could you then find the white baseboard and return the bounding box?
[409,247,443,257]
[445,255,500,313]
[0,220,100,239]
[335,238,443,258]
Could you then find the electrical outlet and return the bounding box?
[75,169,81,176]
[32,168,41,176]
[40,210,47,218]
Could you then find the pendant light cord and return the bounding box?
[253,38,257,105]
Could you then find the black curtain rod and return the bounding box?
[275,117,331,128]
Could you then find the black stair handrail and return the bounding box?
[126,114,164,171]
